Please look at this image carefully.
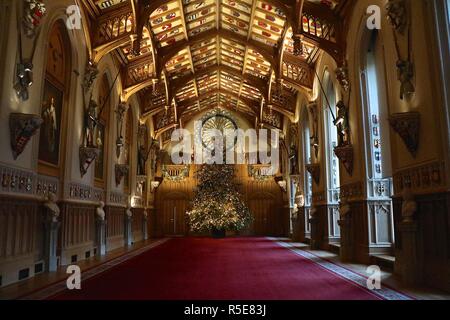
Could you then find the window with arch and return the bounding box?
[361,31,392,181]
[322,72,340,203]
[38,21,71,177]
[302,108,312,207]
[95,74,111,185]
[124,107,132,192]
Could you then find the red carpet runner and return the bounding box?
[50,238,399,300]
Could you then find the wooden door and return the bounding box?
[248,197,277,236]
[160,198,187,236]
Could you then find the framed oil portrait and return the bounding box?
[38,79,63,167]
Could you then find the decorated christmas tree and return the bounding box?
[187,164,252,235]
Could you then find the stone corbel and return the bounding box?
[79,146,100,177]
[115,164,129,187]
[9,113,43,160]
[334,144,354,176]
[389,112,420,157]
[305,164,320,185]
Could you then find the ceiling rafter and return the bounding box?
[86,0,349,127]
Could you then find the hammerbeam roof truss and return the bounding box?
[81,0,348,130]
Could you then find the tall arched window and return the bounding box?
[323,72,340,202]
[323,71,340,242]
[95,74,111,187]
[124,107,132,193]
[303,114,312,206]
[302,107,313,237]
[360,30,394,247]
[38,21,71,177]
[363,31,392,180]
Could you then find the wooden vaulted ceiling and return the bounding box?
[81,0,351,139]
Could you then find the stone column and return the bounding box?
[44,219,60,272]
[43,193,60,272]
[96,219,106,256]
[125,206,133,247]
[96,202,106,256]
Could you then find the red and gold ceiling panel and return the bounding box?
[243,48,270,78]
[250,1,286,47]
[197,72,219,94]
[176,80,197,102]
[150,1,186,48]
[165,49,193,80]
[184,0,217,37]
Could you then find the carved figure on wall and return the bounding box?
[339,198,351,220]
[43,192,60,223]
[308,103,319,158]
[84,100,98,147]
[386,0,408,34]
[82,61,99,92]
[289,144,299,175]
[396,60,415,100]
[138,145,148,176]
[126,205,133,218]
[96,201,106,221]
[401,188,417,223]
[334,100,350,146]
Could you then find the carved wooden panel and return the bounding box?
[0,197,40,260]
[60,203,95,250]
[106,206,125,239]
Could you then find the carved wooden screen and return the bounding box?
[38,21,70,177]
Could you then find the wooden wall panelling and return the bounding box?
[154,165,288,237]
[106,206,125,251]
[59,202,95,265]
[0,196,41,287]
[132,208,144,243]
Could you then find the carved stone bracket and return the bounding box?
[305,164,320,185]
[389,112,420,157]
[115,164,129,186]
[9,113,43,160]
[79,146,100,177]
[334,144,354,176]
